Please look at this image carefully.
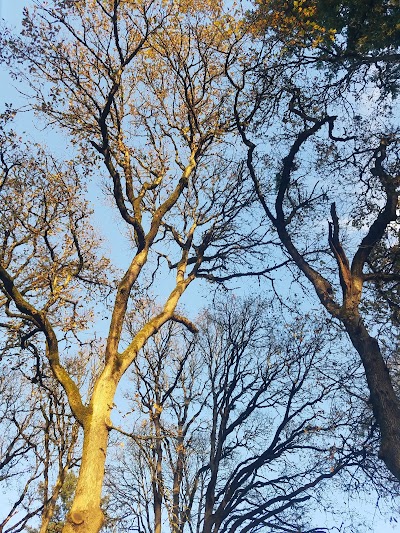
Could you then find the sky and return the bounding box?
[0,1,400,532]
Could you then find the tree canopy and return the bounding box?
[252,0,400,52]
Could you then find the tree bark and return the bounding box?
[39,470,67,533]
[344,314,400,479]
[152,413,163,533]
[62,373,117,533]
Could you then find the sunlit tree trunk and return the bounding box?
[63,374,117,533]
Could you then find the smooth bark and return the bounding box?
[64,372,117,532]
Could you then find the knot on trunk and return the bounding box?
[65,507,104,531]
[69,511,85,525]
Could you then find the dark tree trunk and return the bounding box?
[344,315,400,479]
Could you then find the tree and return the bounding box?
[27,472,78,533]
[0,363,43,532]
[0,352,81,533]
[45,471,78,533]
[0,1,258,531]
[251,0,400,53]
[0,105,111,530]
[105,319,200,533]
[228,15,400,480]
[1,0,399,529]
[250,0,400,96]
[105,297,394,532]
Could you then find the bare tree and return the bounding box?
[106,298,392,532]
[1,1,398,529]
[0,352,82,533]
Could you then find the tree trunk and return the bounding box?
[152,412,163,533]
[39,474,64,533]
[62,373,117,533]
[171,428,184,533]
[153,484,162,533]
[202,481,217,533]
[344,315,400,479]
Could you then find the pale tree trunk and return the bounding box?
[63,422,108,532]
[62,279,194,532]
[63,373,117,533]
